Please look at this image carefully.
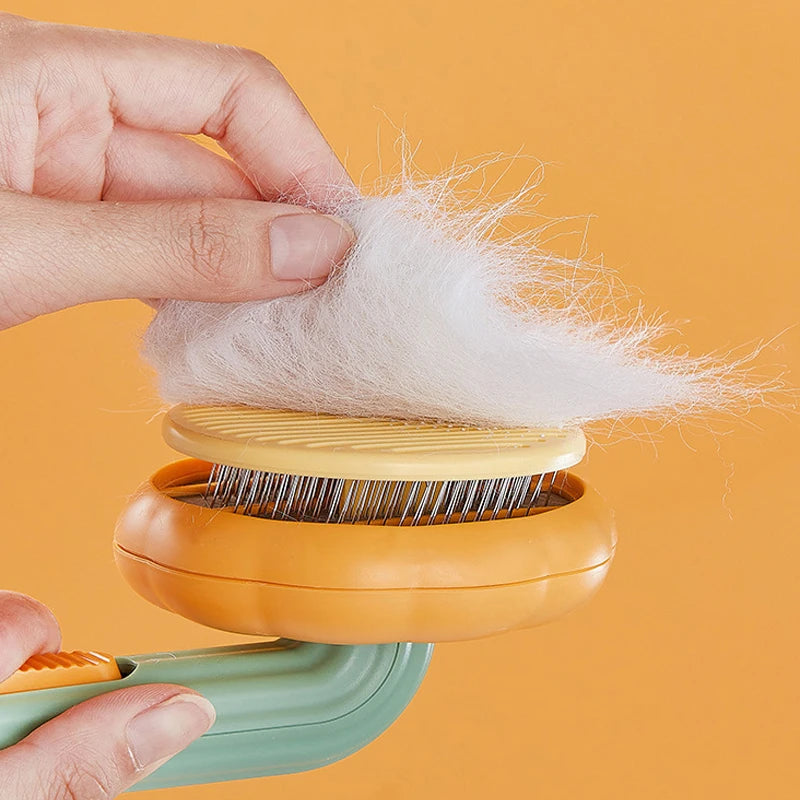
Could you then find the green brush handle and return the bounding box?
[0,640,432,791]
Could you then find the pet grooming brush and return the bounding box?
[115,405,615,643]
[0,404,616,791]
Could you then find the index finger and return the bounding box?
[30,20,355,207]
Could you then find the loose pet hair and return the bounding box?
[143,161,760,429]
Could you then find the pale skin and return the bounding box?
[0,12,356,798]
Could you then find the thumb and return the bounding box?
[0,189,354,328]
[0,684,215,798]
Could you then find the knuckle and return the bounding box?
[0,15,29,68]
[54,759,114,800]
[0,17,49,91]
[235,47,279,77]
[0,743,116,800]
[0,750,29,797]
[0,12,28,37]
[172,201,239,291]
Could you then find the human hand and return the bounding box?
[0,591,216,798]
[0,13,356,330]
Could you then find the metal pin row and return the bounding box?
[204,465,569,525]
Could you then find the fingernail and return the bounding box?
[126,693,216,771]
[269,213,354,281]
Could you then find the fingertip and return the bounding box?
[267,212,355,283]
[0,592,62,680]
[125,692,216,772]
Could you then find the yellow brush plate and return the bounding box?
[163,405,586,480]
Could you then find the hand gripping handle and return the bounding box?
[0,640,432,791]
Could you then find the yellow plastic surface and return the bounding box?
[0,651,121,695]
[163,405,586,480]
[114,459,616,644]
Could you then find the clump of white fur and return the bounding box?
[142,161,759,429]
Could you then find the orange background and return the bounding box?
[2,1,799,798]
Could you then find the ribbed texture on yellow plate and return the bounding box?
[163,405,586,480]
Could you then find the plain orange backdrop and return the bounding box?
[1,1,799,798]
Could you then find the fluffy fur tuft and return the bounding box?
[142,161,762,429]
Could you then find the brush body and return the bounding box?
[113,406,616,644]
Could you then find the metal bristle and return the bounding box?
[201,465,571,525]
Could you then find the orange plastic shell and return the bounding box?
[114,460,616,644]
[0,651,121,695]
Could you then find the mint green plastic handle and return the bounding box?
[0,640,432,791]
